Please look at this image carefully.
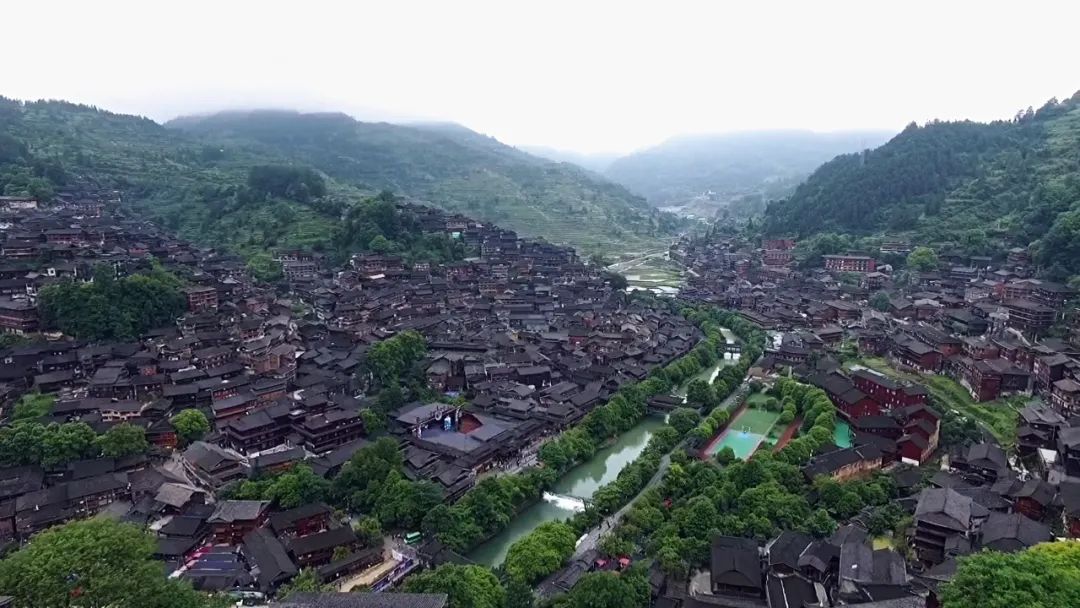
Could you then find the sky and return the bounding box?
[6,0,1080,154]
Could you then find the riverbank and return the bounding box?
[468,319,746,566]
[466,416,666,566]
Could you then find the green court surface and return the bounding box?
[834,420,853,448]
[708,408,781,460]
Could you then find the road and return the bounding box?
[605,248,670,273]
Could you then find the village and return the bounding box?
[0,188,1077,608]
[0,190,707,607]
[642,231,1080,607]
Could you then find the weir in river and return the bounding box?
[466,328,742,567]
[466,416,665,566]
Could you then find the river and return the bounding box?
[466,416,666,566]
[466,328,742,567]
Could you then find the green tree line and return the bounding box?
[38,263,186,341]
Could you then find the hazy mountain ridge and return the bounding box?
[168,110,678,255]
[518,145,619,173]
[603,129,893,211]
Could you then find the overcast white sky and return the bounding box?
[6,0,1079,154]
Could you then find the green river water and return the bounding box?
[466,416,666,566]
[467,333,741,566]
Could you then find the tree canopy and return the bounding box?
[504,521,577,584]
[170,409,211,445]
[38,264,186,341]
[331,437,442,528]
[247,164,326,203]
[906,246,940,271]
[363,330,427,389]
[95,423,149,459]
[227,464,331,510]
[0,419,149,470]
[761,95,1080,279]
[10,393,53,421]
[552,569,650,608]
[0,519,217,608]
[401,564,506,608]
[940,542,1080,608]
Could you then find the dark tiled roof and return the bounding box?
[980,512,1052,552]
[208,500,268,523]
[269,502,332,534]
[279,592,448,608]
[710,536,762,590]
[242,527,297,590]
[286,525,356,556]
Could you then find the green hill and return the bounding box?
[0,97,348,262]
[0,98,678,274]
[761,93,1080,278]
[167,110,679,256]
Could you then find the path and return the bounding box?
[572,380,750,559]
[772,417,803,453]
[605,248,669,273]
[571,450,671,560]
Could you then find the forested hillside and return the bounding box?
[0,97,355,274]
[605,130,891,212]
[761,93,1080,277]
[167,110,680,255]
[0,98,677,271]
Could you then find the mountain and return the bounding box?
[167,110,679,256]
[0,97,372,276]
[518,145,618,173]
[761,93,1080,278]
[604,130,893,216]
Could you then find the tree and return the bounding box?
[38,265,186,341]
[940,542,1080,608]
[869,292,891,312]
[686,380,714,408]
[866,503,905,536]
[364,330,427,389]
[602,271,628,291]
[505,577,534,608]
[332,437,404,513]
[804,508,837,538]
[40,422,98,469]
[375,474,443,528]
[262,465,331,509]
[906,246,939,272]
[598,534,634,558]
[0,519,215,608]
[2,421,101,470]
[11,393,54,421]
[504,521,577,584]
[277,568,327,599]
[715,446,737,465]
[561,570,650,608]
[668,407,702,436]
[353,516,382,548]
[368,234,394,253]
[96,423,149,459]
[941,409,982,446]
[170,409,210,445]
[360,409,387,435]
[247,165,326,203]
[401,564,506,608]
